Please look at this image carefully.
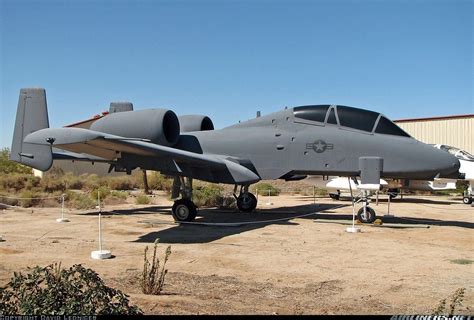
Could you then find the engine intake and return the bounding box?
[178,115,214,133]
[90,108,180,146]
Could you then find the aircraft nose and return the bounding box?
[432,148,460,179]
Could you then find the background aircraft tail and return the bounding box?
[10,88,53,171]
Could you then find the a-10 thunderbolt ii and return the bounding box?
[11,88,461,223]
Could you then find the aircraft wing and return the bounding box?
[24,127,260,184]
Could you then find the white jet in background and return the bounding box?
[433,144,474,205]
[324,144,473,205]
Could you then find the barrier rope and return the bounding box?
[0,194,62,200]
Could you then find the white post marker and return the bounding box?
[265,188,273,206]
[91,191,111,260]
[56,194,70,223]
[384,193,394,217]
[346,177,361,233]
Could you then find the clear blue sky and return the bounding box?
[1,0,472,148]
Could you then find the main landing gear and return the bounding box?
[171,177,197,222]
[170,178,259,222]
[234,185,258,212]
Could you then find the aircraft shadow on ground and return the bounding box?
[314,213,474,229]
[78,206,172,216]
[133,203,344,244]
[325,196,457,206]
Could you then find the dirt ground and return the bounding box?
[0,192,472,315]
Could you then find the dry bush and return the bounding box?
[90,186,111,201]
[0,174,39,192]
[192,184,224,207]
[148,172,173,191]
[19,190,40,207]
[0,263,142,315]
[433,287,466,316]
[105,176,138,190]
[40,176,66,192]
[141,239,171,295]
[69,193,96,210]
[135,194,151,205]
[252,182,280,196]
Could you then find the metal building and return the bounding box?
[395,114,474,154]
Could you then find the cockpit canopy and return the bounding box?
[293,105,411,138]
[437,145,474,162]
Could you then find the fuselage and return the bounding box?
[178,105,460,182]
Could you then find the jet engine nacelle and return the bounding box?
[178,115,214,133]
[90,108,180,146]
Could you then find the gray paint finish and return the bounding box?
[11,88,460,185]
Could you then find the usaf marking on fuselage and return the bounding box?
[306,140,334,153]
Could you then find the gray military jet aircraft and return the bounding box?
[11,88,460,223]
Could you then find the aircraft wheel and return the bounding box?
[329,193,340,200]
[357,206,376,224]
[237,193,257,212]
[172,199,197,222]
[463,197,473,205]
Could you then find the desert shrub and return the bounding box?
[0,148,32,175]
[110,190,128,200]
[0,263,142,315]
[24,175,41,190]
[192,184,223,207]
[83,174,101,190]
[105,176,137,190]
[0,174,35,192]
[219,196,237,209]
[148,172,173,191]
[91,186,111,201]
[71,193,96,210]
[252,182,280,196]
[40,176,66,193]
[433,287,466,316]
[19,190,40,207]
[141,239,171,295]
[47,166,65,178]
[135,194,151,205]
[62,173,84,190]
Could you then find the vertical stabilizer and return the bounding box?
[10,88,53,171]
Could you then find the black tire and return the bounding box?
[388,188,398,199]
[237,193,257,212]
[172,199,197,222]
[463,197,473,205]
[329,193,340,200]
[357,206,376,224]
